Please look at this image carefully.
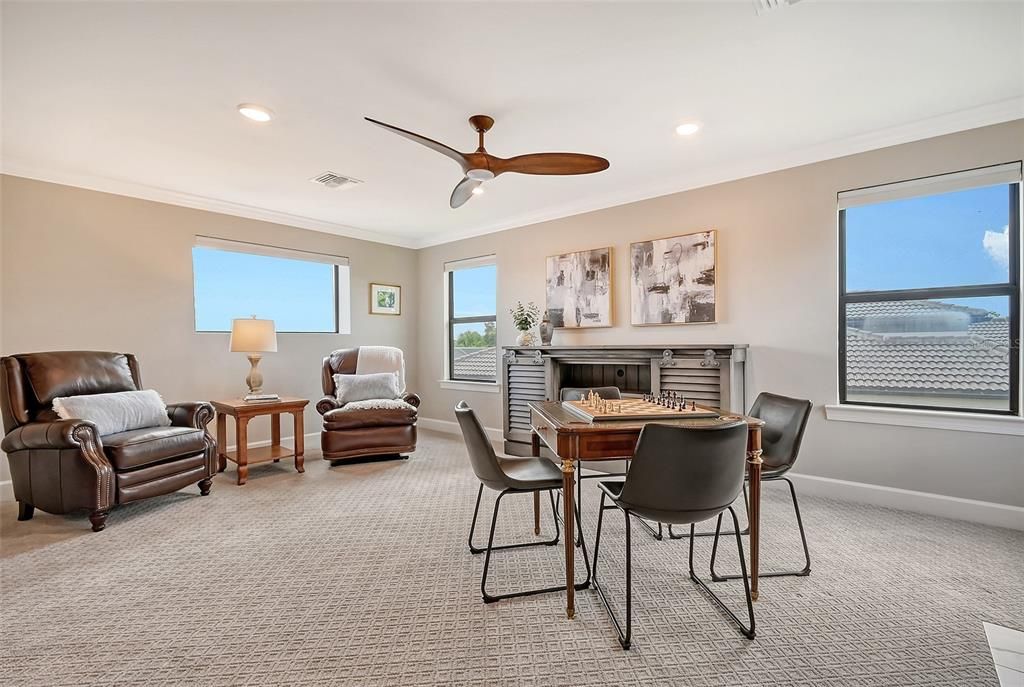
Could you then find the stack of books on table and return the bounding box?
[244,393,280,403]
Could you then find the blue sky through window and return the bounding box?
[845,184,1012,315]
[452,264,497,317]
[193,247,337,331]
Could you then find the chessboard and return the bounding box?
[562,393,719,422]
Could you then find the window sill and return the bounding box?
[439,380,501,394]
[824,404,1024,436]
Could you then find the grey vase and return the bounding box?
[539,311,554,346]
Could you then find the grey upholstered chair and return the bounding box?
[455,401,590,603]
[710,392,813,580]
[591,421,755,649]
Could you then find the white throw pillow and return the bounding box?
[337,398,415,412]
[52,389,171,436]
[333,372,401,404]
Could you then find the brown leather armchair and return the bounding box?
[317,347,420,461]
[0,351,217,531]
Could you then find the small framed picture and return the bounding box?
[369,283,401,316]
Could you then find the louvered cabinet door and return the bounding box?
[657,364,723,408]
[503,356,549,443]
[651,351,733,411]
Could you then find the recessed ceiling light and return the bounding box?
[675,122,701,136]
[471,186,485,195]
[238,103,274,122]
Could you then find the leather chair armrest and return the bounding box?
[1,419,104,453]
[317,396,344,415]
[166,401,215,429]
[402,392,421,409]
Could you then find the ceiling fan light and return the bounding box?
[238,103,274,122]
[676,122,701,136]
[467,168,495,182]
[471,186,485,195]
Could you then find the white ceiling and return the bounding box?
[3,1,1023,248]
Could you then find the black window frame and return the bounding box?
[447,266,497,383]
[838,173,1021,416]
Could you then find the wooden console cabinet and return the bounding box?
[501,345,748,456]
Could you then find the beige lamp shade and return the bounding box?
[229,317,278,353]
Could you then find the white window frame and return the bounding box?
[193,235,351,334]
[442,255,499,391]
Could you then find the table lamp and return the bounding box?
[229,316,278,398]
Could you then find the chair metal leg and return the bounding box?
[469,484,560,554]
[668,482,750,539]
[786,476,813,575]
[479,489,577,602]
[689,507,755,639]
[592,497,632,649]
[710,477,811,580]
[592,491,607,583]
[477,487,589,606]
[575,489,593,589]
[636,517,663,541]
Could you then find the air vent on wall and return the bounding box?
[754,0,802,14]
[310,171,363,190]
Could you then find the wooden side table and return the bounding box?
[211,397,309,485]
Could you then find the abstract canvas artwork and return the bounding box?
[545,247,612,328]
[630,230,716,325]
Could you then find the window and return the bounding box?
[446,257,497,383]
[192,236,351,333]
[839,163,1021,415]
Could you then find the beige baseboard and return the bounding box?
[787,473,1024,531]
[419,416,504,442]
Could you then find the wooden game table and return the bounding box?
[528,400,766,621]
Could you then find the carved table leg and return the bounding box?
[747,426,763,602]
[89,509,109,532]
[562,457,577,620]
[293,411,305,474]
[17,502,34,521]
[237,416,250,485]
[216,411,227,472]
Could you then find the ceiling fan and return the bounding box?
[365,114,610,208]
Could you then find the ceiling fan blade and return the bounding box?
[365,117,469,171]
[450,176,481,208]
[491,152,609,176]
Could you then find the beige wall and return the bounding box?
[0,176,419,484]
[2,122,1021,508]
[416,120,1024,507]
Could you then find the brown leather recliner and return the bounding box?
[0,351,217,531]
[317,347,420,461]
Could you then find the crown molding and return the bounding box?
[0,162,420,249]
[414,97,1024,248]
[4,97,1022,252]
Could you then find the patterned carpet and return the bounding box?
[1,430,1021,686]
